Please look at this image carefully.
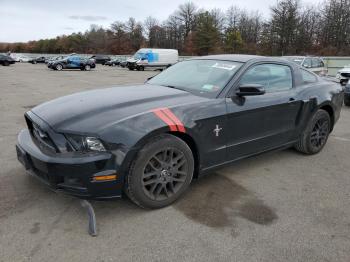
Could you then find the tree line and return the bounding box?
[1,0,350,56]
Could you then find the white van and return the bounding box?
[127,48,178,71]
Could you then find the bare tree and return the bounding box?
[176,2,197,37]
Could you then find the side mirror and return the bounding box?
[236,84,265,96]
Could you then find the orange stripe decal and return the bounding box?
[152,109,178,132]
[161,108,186,133]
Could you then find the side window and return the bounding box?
[302,58,312,68]
[239,64,293,93]
[301,69,317,84]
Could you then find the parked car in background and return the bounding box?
[29,56,47,64]
[283,56,328,76]
[90,55,111,65]
[46,55,67,66]
[16,55,343,208]
[344,82,350,106]
[0,54,15,66]
[336,65,350,86]
[127,48,178,71]
[105,58,122,66]
[48,55,96,71]
[17,55,31,62]
[119,60,129,68]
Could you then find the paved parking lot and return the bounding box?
[0,63,350,262]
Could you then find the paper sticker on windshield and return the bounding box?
[201,84,220,91]
[212,63,236,71]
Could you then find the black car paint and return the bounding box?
[16,55,344,199]
[90,55,111,65]
[0,55,15,65]
[29,56,46,64]
[48,56,96,70]
[344,82,350,105]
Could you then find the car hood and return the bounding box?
[31,84,202,134]
[339,67,350,73]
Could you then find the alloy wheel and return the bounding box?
[142,147,188,201]
[310,118,329,150]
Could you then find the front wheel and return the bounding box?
[3,61,9,66]
[84,64,91,71]
[55,64,63,71]
[295,109,331,154]
[125,134,194,209]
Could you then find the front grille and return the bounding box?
[340,72,350,78]
[25,115,58,152]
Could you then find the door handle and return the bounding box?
[288,98,296,103]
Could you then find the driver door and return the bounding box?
[225,63,302,161]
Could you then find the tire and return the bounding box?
[33,61,37,64]
[295,109,331,155]
[55,64,63,71]
[340,80,347,86]
[125,134,194,209]
[344,95,350,106]
[3,61,9,66]
[84,64,91,71]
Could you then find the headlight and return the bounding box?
[65,134,106,152]
[86,137,106,151]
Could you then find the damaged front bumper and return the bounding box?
[16,129,123,199]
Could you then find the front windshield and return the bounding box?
[148,59,243,97]
[134,52,146,60]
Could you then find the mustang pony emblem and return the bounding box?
[213,125,222,137]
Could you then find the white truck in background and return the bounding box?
[127,48,178,71]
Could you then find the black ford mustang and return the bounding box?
[16,55,344,208]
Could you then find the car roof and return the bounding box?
[283,56,322,59]
[191,54,292,63]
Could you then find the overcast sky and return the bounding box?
[0,0,321,43]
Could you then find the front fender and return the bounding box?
[98,110,199,179]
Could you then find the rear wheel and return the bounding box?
[295,109,331,154]
[125,134,194,209]
[3,61,9,66]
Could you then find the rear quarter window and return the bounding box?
[301,69,317,84]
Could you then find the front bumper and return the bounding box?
[336,73,350,84]
[16,129,123,199]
